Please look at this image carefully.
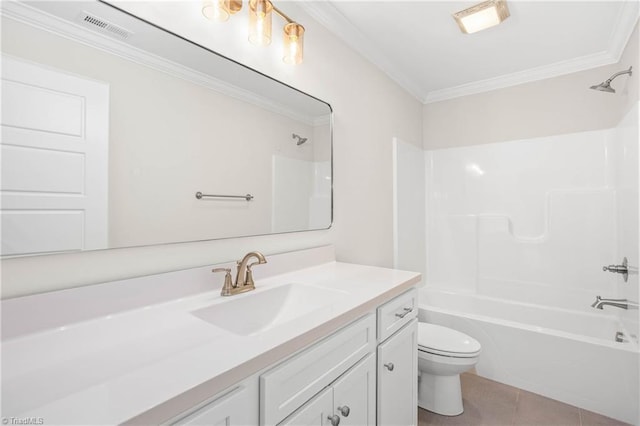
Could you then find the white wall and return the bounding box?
[0,4,423,298]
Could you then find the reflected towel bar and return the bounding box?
[195,192,254,201]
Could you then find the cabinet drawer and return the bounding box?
[260,314,376,426]
[377,288,417,342]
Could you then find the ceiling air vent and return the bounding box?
[77,12,132,40]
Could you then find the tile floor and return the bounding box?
[418,373,630,426]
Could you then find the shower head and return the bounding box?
[590,66,632,94]
[589,81,616,93]
[292,133,308,146]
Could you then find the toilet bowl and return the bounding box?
[417,322,481,416]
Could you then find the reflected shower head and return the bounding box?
[590,66,632,94]
[292,133,308,145]
[590,81,616,93]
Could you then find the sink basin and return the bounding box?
[191,283,346,336]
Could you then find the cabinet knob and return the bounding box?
[327,414,340,426]
[337,405,350,417]
[384,362,394,371]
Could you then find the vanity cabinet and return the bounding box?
[169,288,417,426]
[280,354,376,426]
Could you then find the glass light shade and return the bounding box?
[249,0,273,46]
[283,23,304,65]
[453,0,510,34]
[202,0,230,22]
[226,0,243,14]
[202,0,242,22]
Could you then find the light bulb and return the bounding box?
[249,0,273,46]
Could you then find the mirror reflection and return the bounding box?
[0,0,332,257]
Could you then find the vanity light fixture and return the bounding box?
[201,0,305,64]
[453,0,510,34]
[202,0,242,22]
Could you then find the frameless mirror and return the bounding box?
[0,0,332,257]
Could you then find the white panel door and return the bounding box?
[279,387,334,426]
[377,319,418,426]
[332,353,376,426]
[1,55,109,256]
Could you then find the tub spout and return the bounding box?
[591,296,639,310]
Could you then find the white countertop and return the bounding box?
[2,249,420,425]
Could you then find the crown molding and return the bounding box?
[1,1,320,125]
[607,0,640,62]
[300,0,639,105]
[423,50,618,103]
[297,1,425,103]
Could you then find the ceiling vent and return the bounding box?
[77,12,132,40]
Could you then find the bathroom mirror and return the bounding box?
[0,0,332,257]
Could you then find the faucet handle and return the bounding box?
[602,257,629,282]
[213,268,234,296]
[245,265,257,287]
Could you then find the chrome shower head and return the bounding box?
[590,66,632,94]
[292,133,308,146]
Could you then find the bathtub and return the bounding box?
[419,288,639,424]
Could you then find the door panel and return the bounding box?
[279,387,333,426]
[377,319,418,426]
[333,353,376,426]
[1,55,109,255]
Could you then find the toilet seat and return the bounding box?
[418,323,481,358]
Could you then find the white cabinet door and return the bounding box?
[280,353,376,426]
[377,319,418,426]
[279,387,334,426]
[333,353,376,426]
[172,381,258,426]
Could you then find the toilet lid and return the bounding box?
[418,323,481,357]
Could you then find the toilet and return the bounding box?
[417,322,481,416]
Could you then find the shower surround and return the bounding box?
[420,103,639,423]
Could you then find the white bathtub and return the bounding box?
[419,288,639,424]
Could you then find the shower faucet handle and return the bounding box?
[602,257,629,282]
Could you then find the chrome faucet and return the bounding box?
[591,296,639,310]
[213,251,267,296]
